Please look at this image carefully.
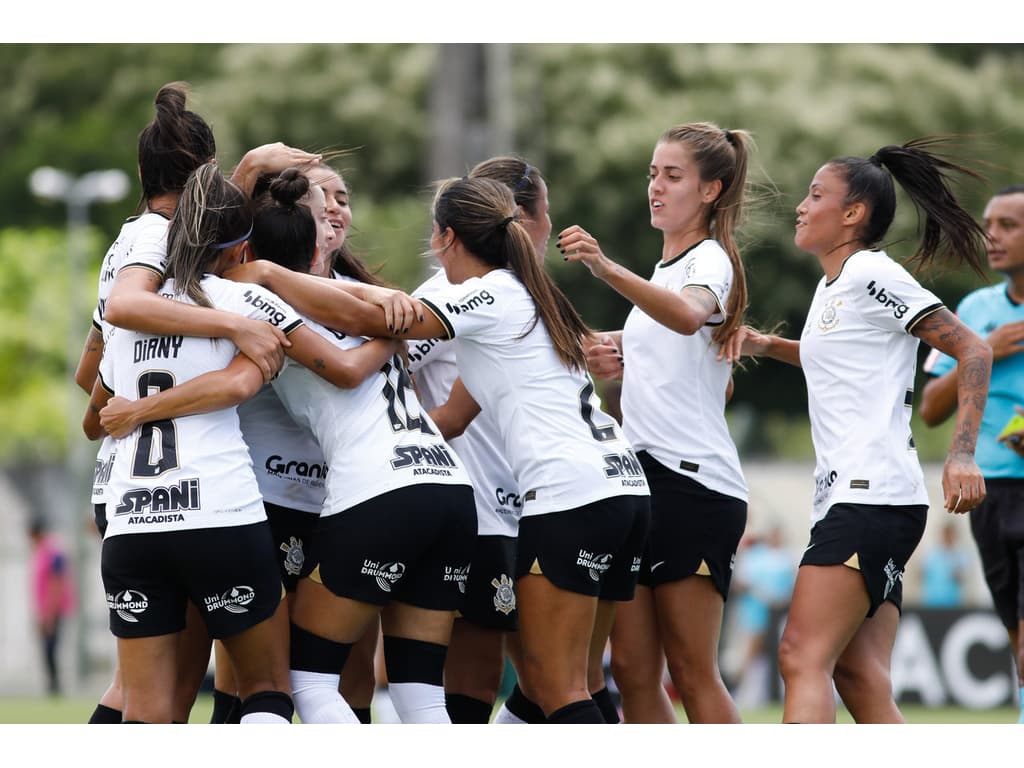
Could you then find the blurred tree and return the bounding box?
[2,43,1023,462]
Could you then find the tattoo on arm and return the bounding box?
[685,287,721,318]
[313,358,325,371]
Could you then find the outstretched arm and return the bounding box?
[104,266,288,383]
[718,326,801,368]
[912,308,992,514]
[92,353,267,440]
[559,225,716,335]
[285,326,404,389]
[428,377,482,440]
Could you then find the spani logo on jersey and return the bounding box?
[361,560,406,592]
[390,443,458,477]
[107,589,149,623]
[242,288,288,327]
[491,574,516,615]
[577,550,613,582]
[115,478,200,524]
[444,288,495,316]
[204,586,256,614]
[602,450,646,487]
[866,280,909,320]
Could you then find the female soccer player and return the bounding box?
[75,81,316,724]
[720,137,992,723]
[560,122,754,723]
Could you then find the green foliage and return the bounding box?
[2,43,1023,462]
[0,227,101,462]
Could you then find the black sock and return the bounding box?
[547,699,604,724]
[210,689,241,724]
[352,706,372,724]
[225,697,242,725]
[239,690,294,723]
[591,687,620,724]
[504,684,546,724]
[446,693,494,724]
[87,704,122,724]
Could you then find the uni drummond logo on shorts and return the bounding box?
[577,549,613,582]
[107,589,149,623]
[444,564,470,594]
[204,586,256,614]
[361,560,406,592]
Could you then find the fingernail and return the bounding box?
[388,324,394,330]
[563,255,568,261]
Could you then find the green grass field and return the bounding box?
[0,694,1016,724]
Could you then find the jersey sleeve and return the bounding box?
[223,281,305,335]
[682,242,732,316]
[118,217,169,278]
[849,256,944,334]
[415,275,501,341]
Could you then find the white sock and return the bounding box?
[491,701,528,725]
[388,682,451,724]
[240,711,290,724]
[289,669,360,724]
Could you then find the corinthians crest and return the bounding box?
[280,536,305,576]
[818,298,842,332]
[491,573,516,615]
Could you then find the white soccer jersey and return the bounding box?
[417,268,650,518]
[799,249,943,524]
[238,385,327,514]
[619,239,748,502]
[271,316,471,517]
[99,276,304,538]
[91,212,172,506]
[409,268,521,537]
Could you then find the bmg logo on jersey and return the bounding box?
[866,280,909,320]
[602,450,646,487]
[243,288,288,327]
[391,443,458,476]
[108,589,149,623]
[407,338,441,364]
[577,549,613,582]
[445,289,495,316]
[204,586,256,614]
[115,477,200,523]
[361,560,406,592]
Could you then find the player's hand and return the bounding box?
[557,225,614,279]
[717,325,772,365]
[941,452,986,514]
[232,317,288,383]
[986,321,1024,361]
[996,404,1024,457]
[99,396,142,439]
[362,286,422,335]
[583,334,623,380]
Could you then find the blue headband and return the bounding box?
[513,164,533,193]
[214,224,253,250]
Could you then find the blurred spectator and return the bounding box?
[28,519,76,695]
[730,526,796,708]
[919,522,972,608]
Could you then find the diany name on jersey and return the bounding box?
[133,335,184,363]
[114,477,200,523]
[390,443,459,475]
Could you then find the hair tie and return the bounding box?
[722,128,734,145]
[868,153,884,168]
[214,224,253,250]
[500,215,515,228]
[513,163,533,193]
